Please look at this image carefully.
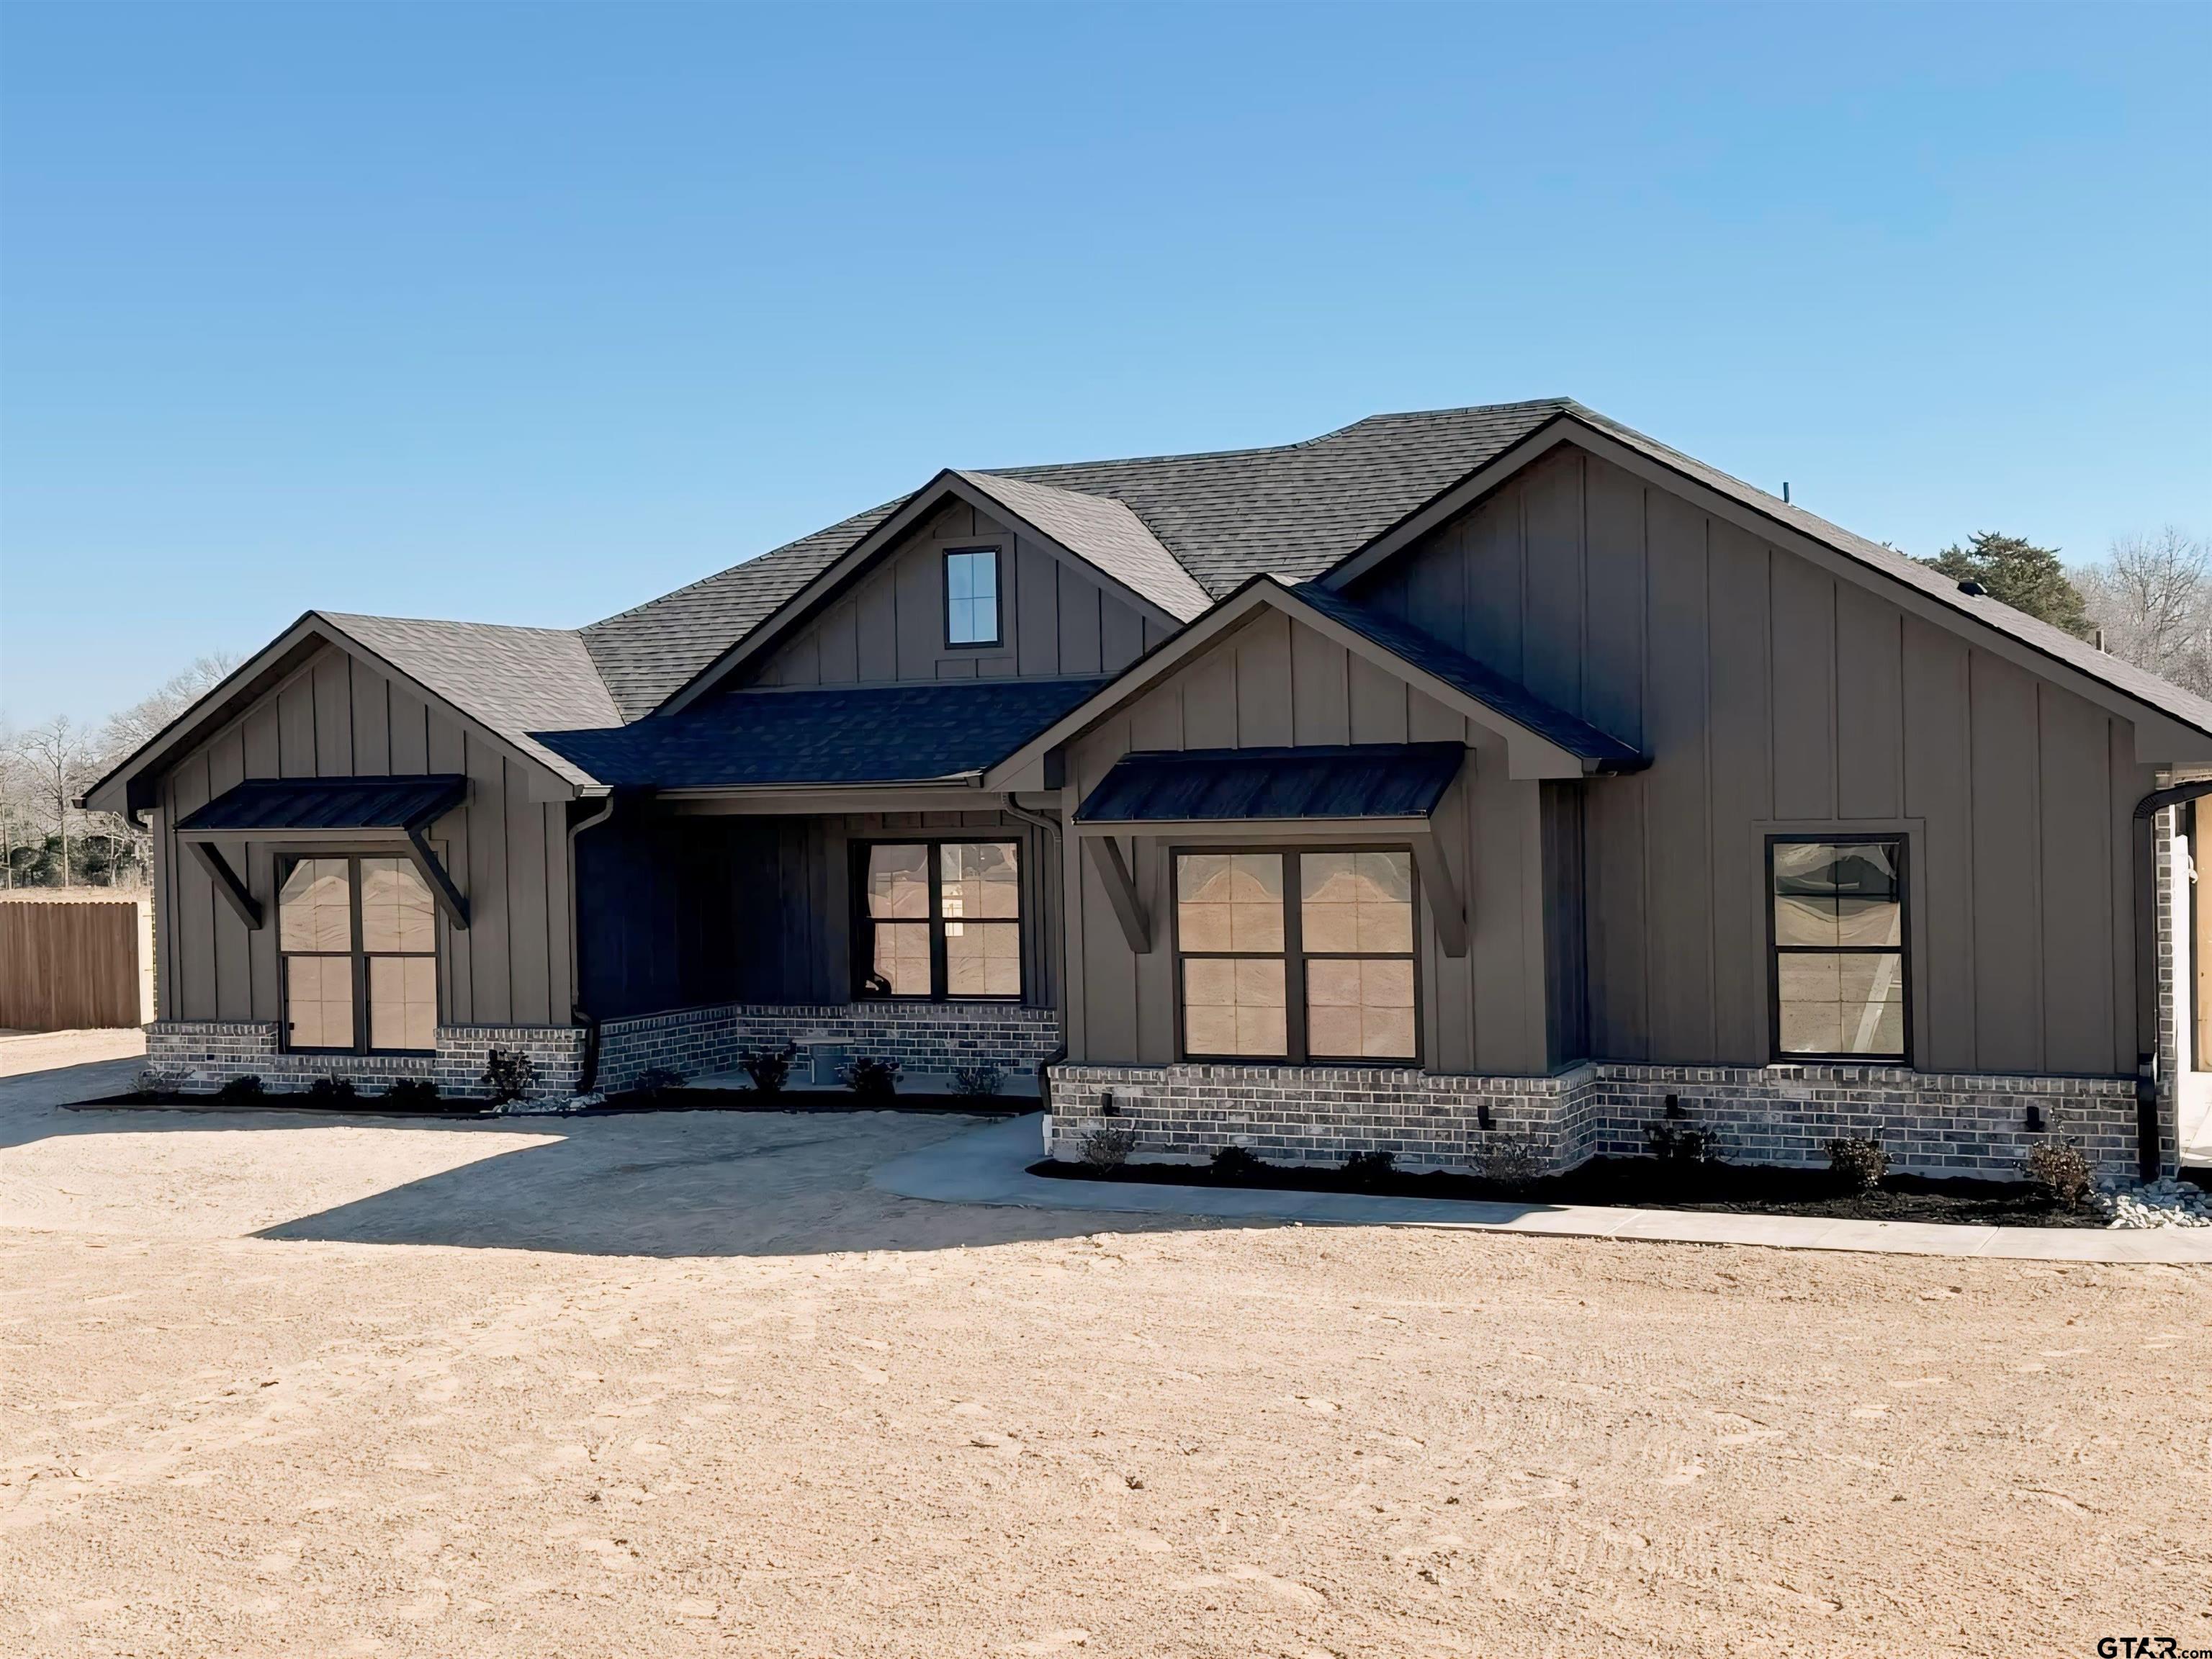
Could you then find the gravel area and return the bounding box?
[1,1068,2207,1658]
[2096,1177,2212,1228]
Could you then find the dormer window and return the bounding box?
[944,547,1002,647]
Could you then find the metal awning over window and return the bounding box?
[1071,744,1470,961]
[1075,744,1464,827]
[172,775,469,933]
[176,775,466,835]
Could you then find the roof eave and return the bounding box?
[81,611,603,817]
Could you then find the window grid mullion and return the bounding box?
[927,841,947,1001]
[1282,851,1305,1064]
[347,855,366,1056]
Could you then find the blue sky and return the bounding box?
[3,1,2207,726]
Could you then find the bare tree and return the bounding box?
[98,652,239,757]
[2080,526,2212,697]
[86,652,240,885]
[14,718,96,888]
[0,721,20,889]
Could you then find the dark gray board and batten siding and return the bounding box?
[1061,604,1552,1076]
[575,806,1064,1021]
[1353,443,2152,1078]
[154,643,577,1030]
[747,501,1173,689]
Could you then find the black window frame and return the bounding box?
[276,851,441,1056]
[851,837,1024,1002]
[941,545,1004,649]
[1171,844,1423,1066]
[1765,832,1911,1066]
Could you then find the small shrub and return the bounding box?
[739,1043,798,1095]
[1211,1144,1262,1179]
[1826,1136,1889,1192]
[629,1065,685,1094]
[950,1064,1004,1099]
[2024,1138,2095,1210]
[380,1077,442,1110]
[482,1046,536,1105]
[128,1067,180,1101]
[1645,1100,1716,1164]
[215,1074,265,1102]
[1081,1127,1136,1170]
[1474,1134,1545,1187]
[840,1054,902,1103]
[1342,1148,1398,1190]
[306,1074,358,1105]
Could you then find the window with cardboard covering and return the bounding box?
[1768,837,1908,1062]
[855,840,1022,999]
[1173,848,1418,1063]
[277,854,439,1053]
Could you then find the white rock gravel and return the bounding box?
[2093,1175,2212,1228]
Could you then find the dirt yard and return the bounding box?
[1,1063,2206,1658]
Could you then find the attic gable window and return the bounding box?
[944,548,1002,647]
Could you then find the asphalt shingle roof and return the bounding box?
[321,611,624,789]
[580,399,1573,717]
[580,504,901,721]
[531,676,1110,791]
[953,470,1213,622]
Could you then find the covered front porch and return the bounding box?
[526,675,1096,1100]
[569,783,1066,1099]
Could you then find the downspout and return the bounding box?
[567,791,618,1094]
[1002,792,1066,1114]
[2131,778,2212,1182]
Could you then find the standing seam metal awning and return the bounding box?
[1071,744,1472,961]
[1074,744,1464,824]
[171,775,471,932]
[175,775,466,834]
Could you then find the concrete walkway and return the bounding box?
[872,1112,2212,1264]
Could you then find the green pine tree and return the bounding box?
[1923,532,2092,639]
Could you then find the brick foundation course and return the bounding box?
[595,1001,1061,1094]
[1045,1060,2141,1178]
[144,1021,586,1101]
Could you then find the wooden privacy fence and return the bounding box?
[0,891,153,1031]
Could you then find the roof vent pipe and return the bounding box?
[1782,482,1790,504]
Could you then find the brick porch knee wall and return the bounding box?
[1045,1061,2141,1177]
[595,1002,1062,1094]
[144,1020,586,1100]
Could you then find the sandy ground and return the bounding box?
[0,1053,2207,1657]
[0,1027,145,1078]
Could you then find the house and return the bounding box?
[85,400,2212,1181]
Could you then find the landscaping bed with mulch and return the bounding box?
[1030,1151,2109,1228]
[588,1086,1024,1117]
[73,1085,1022,1119]
[74,1090,492,1118]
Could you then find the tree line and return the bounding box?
[1924,526,2212,693]
[1,655,238,891]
